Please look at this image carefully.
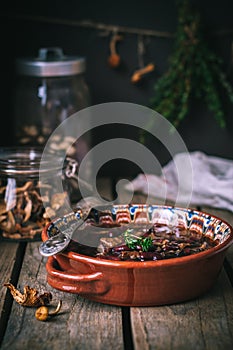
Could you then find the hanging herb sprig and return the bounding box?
[150,0,233,128]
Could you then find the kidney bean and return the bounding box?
[111,244,132,252]
[139,251,163,261]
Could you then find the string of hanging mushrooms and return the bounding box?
[107,31,155,83]
[2,12,173,85]
[4,11,232,86]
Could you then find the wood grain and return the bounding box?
[0,242,19,315]
[131,269,233,350]
[0,240,21,346]
[1,242,124,350]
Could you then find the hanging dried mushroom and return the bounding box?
[131,63,155,83]
[108,33,123,68]
[131,35,155,83]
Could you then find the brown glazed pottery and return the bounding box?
[42,204,233,306]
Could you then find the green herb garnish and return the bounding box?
[123,229,153,252]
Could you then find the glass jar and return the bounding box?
[13,47,91,168]
[0,147,85,241]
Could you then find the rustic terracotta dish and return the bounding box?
[42,204,233,306]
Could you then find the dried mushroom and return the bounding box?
[131,63,155,83]
[4,283,52,307]
[35,300,62,322]
[51,192,67,211]
[108,34,123,68]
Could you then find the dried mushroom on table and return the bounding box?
[4,283,62,322]
[4,283,52,307]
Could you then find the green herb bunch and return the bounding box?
[123,229,153,252]
[150,0,233,128]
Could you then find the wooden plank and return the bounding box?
[131,269,233,350]
[1,242,124,350]
[0,241,20,345]
[0,242,19,313]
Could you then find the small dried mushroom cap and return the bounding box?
[108,53,121,68]
[42,126,52,136]
[51,192,67,210]
[35,306,49,321]
[64,136,76,143]
[19,137,31,144]
[66,145,76,157]
[50,134,62,142]
[49,143,62,151]
[23,125,38,136]
[43,207,56,219]
[37,136,46,144]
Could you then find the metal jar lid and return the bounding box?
[16,47,86,77]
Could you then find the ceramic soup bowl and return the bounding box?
[42,204,233,306]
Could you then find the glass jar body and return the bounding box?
[14,74,90,146]
[0,147,77,241]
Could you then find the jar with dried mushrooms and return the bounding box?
[0,147,82,241]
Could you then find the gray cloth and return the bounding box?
[124,151,233,211]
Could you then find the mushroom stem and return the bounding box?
[49,300,62,316]
[110,34,122,55]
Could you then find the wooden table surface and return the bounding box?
[0,177,233,350]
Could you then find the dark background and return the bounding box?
[1,0,233,176]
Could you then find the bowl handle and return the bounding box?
[46,256,110,295]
